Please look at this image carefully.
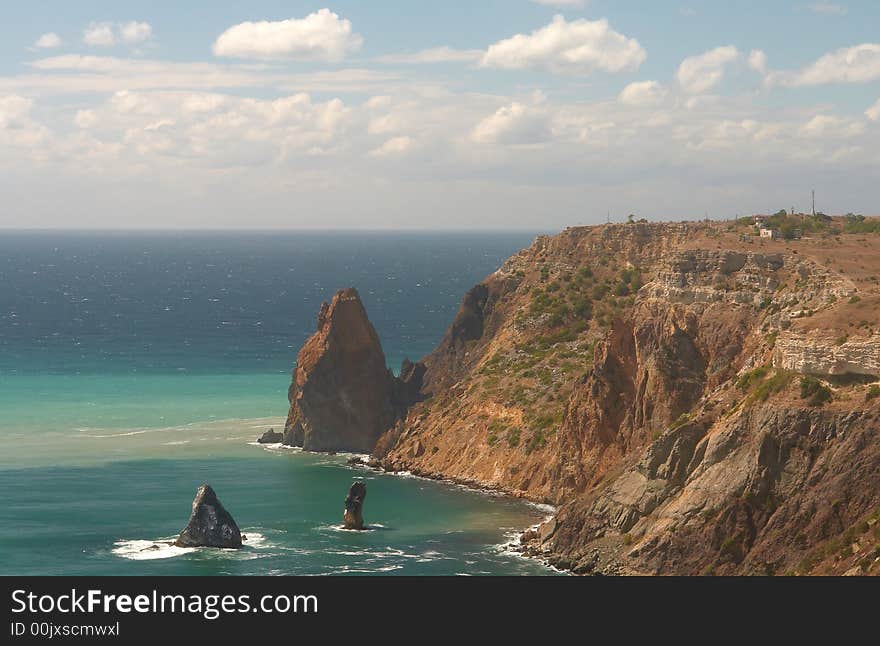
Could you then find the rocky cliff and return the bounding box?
[286,220,880,575]
[283,288,423,453]
[372,220,880,575]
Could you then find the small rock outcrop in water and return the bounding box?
[343,481,367,530]
[174,485,242,549]
[282,287,424,453]
[257,428,284,444]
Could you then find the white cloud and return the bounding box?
[83,23,117,47]
[14,55,397,95]
[800,114,865,138]
[471,102,552,145]
[778,43,880,86]
[809,3,848,15]
[5,33,880,228]
[748,49,768,75]
[375,47,482,64]
[480,15,645,75]
[33,33,61,49]
[532,0,586,6]
[212,9,362,61]
[0,95,33,128]
[0,94,49,150]
[677,46,740,93]
[59,89,354,166]
[618,80,666,106]
[369,136,413,157]
[74,109,98,128]
[120,21,152,44]
[83,21,152,47]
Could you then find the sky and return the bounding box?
[1,1,879,229]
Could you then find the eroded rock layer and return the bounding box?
[283,287,423,453]
[371,221,880,575]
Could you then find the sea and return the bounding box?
[0,231,558,575]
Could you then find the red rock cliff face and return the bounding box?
[373,222,880,575]
[284,288,422,453]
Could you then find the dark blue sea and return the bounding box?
[0,231,557,575]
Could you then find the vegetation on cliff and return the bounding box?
[282,215,880,575]
[372,216,880,576]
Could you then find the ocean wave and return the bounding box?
[249,442,302,454]
[76,416,286,440]
[317,523,388,534]
[112,531,269,561]
[493,524,568,575]
[112,539,194,561]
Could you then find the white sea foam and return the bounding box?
[250,442,302,454]
[113,531,270,561]
[112,539,194,561]
[317,523,386,533]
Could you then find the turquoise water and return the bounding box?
[0,232,555,575]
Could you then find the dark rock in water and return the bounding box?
[257,428,284,444]
[174,484,242,549]
[343,481,367,530]
[282,288,425,453]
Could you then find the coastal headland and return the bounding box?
[282,215,880,576]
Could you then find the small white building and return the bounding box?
[760,228,779,240]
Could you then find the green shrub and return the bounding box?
[571,296,592,319]
[524,430,547,453]
[800,376,832,406]
[750,370,795,402]
[507,428,521,448]
[843,214,880,234]
[866,384,880,402]
[736,365,770,390]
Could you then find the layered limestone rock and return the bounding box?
[773,333,880,377]
[641,251,782,306]
[175,485,242,549]
[283,288,424,453]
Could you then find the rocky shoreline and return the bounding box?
[343,454,565,573]
[269,220,880,576]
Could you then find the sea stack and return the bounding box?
[282,287,424,453]
[257,428,284,444]
[174,484,242,549]
[343,481,367,530]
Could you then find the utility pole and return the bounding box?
[812,189,816,217]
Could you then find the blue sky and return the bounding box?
[1,1,878,228]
